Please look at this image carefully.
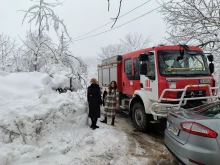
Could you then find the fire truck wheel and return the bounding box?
[132,102,151,133]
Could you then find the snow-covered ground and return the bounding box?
[0,71,177,165]
[0,72,126,165]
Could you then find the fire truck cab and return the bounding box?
[98,45,218,132]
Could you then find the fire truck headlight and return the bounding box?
[160,107,170,111]
[154,105,160,111]
[153,106,171,112]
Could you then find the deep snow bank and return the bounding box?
[0,72,131,165]
[0,71,52,105]
[0,72,88,164]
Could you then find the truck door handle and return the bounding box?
[123,82,125,86]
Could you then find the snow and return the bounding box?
[0,71,176,165]
[51,73,70,89]
[0,71,129,165]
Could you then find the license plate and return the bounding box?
[168,124,179,136]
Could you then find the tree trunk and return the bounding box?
[70,77,72,91]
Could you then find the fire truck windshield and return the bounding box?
[158,50,210,76]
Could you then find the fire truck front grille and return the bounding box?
[177,90,206,98]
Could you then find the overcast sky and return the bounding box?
[0,0,168,60]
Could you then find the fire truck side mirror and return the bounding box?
[139,54,149,61]
[209,63,214,74]
[140,62,148,75]
[207,54,214,62]
[117,55,123,62]
[139,52,154,61]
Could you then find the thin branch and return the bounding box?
[197,40,220,47]
[0,125,20,135]
[78,73,88,89]
[0,41,6,46]
[42,42,59,62]
[18,35,35,53]
[14,121,26,144]
[65,54,88,67]
[111,0,123,28]
[21,5,40,25]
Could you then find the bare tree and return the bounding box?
[0,34,16,72]
[18,0,90,91]
[21,0,70,39]
[120,32,151,52]
[159,0,220,53]
[21,31,57,71]
[19,0,74,72]
[58,32,71,57]
[159,0,220,82]
[58,32,88,76]
[55,32,88,90]
[98,32,151,60]
[98,43,126,60]
[10,46,24,72]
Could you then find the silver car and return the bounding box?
[165,102,220,165]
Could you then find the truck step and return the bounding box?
[122,110,130,115]
[117,107,129,114]
[121,99,130,107]
[150,120,160,124]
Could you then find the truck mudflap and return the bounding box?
[150,84,219,117]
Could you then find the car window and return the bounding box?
[197,104,220,118]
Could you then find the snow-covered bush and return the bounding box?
[0,72,87,146]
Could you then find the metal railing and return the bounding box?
[150,84,219,117]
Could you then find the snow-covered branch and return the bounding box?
[21,0,71,40]
[159,0,220,52]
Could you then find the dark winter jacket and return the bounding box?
[87,83,102,118]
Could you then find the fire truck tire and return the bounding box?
[132,102,152,133]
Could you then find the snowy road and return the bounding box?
[110,112,180,165]
[0,72,180,165]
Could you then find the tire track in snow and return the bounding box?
[114,112,180,165]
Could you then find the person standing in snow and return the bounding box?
[101,81,119,126]
[87,78,102,130]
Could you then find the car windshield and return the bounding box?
[158,50,210,76]
[195,104,220,119]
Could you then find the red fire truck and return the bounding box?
[98,45,218,132]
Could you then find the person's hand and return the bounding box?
[116,103,119,109]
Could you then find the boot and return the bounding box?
[90,118,96,130]
[94,118,99,128]
[100,117,107,124]
[111,117,115,126]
